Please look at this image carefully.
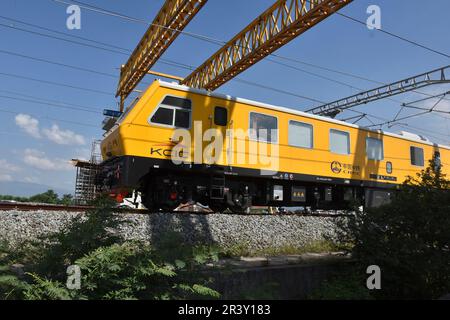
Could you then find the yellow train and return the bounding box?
[99,80,449,211]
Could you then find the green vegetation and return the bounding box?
[309,271,373,300]
[313,159,450,300]
[221,240,339,258]
[0,197,220,300]
[0,190,74,205]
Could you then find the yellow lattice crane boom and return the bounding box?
[181,0,353,90]
[116,0,208,111]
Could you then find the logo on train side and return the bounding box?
[151,142,188,158]
[331,161,361,175]
[331,161,342,174]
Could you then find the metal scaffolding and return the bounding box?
[72,140,102,205]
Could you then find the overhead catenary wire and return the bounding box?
[334,11,450,59]
[345,109,449,142]
[0,49,117,78]
[1,13,448,105]
[0,89,105,112]
[0,107,98,128]
[47,0,450,103]
[0,71,113,96]
[55,0,450,60]
[0,1,446,141]
[0,33,447,138]
[0,94,102,114]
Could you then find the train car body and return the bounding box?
[99,80,450,211]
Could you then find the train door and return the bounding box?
[208,106,230,166]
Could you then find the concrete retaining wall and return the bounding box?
[0,210,344,252]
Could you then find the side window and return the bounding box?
[366,137,384,160]
[214,107,228,126]
[410,146,424,166]
[150,96,191,128]
[330,129,350,155]
[288,120,313,149]
[249,112,278,143]
[151,107,173,125]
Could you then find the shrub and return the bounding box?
[0,196,220,300]
[339,159,450,299]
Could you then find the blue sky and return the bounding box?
[0,0,449,194]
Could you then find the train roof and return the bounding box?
[140,80,450,150]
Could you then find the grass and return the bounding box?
[220,240,340,258]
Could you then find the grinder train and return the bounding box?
[97,80,450,212]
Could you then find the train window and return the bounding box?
[151,107,173,126]
[214,107,228,126]
[161,96,191,109]
[288,121,313,149]
[330,129,350,155]
[249,112,278,143]
[175,109,191,128]
[410,146,424,166]
[149,96,192,128]
[366,137,384,160]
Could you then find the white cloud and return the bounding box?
[0,159,21,172]
[0,174,12,182]
[42,124,86,146]
[15,114,41,138]
[74,147,91,161]
[23,149,72,171]
[23,176,39,184]
[14,114,86,146]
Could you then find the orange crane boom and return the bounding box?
[116,0,208,111]
[181,0,353,90]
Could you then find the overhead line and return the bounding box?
[2,14,448,105]
[0,108,98,128]
[47,0,450,98]
[0,49,117,78]
[1,8,448,137]
[346,109,449,140]
[0,94,102,114]
[0,89,106,112]
[334,11,450,59]
[0,71,112,96]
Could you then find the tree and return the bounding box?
[59,194,74,206]
[342,159,450,299]
[29,190,59,204]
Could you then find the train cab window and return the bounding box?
[150,96,191,128]
[288,120,313,149]
[330,129,350,155]
[366,137,384,160]
[214,107,228,126]
[174,109,191,128]
[410,146,424,166]
[249,112,278,143]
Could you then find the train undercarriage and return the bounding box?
[96,156,394,213]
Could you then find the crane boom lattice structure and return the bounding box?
[181,0,353,90]
[306,65,450,117]
[116,0,208,111]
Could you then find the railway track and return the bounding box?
[0,201,350,217]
